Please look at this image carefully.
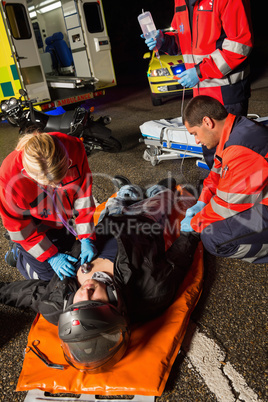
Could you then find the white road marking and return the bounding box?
[182,321,262,402]
[223,362,261,402]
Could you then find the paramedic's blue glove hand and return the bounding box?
[177,67,199,88]
[48,253,78,280]
[80,238,97,265]
[180,201,206,232]
[180,216,194,232]
[186,201,206,217]
[141,30,164,51]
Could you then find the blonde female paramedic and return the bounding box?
[0,132,96,280]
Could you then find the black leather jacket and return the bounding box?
[0,214,196,325]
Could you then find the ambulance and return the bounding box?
[0,0,116,110]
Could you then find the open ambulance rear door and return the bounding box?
[2,0,50,103]
[72,0,116,89]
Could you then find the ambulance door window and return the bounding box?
[5,4,31,39]
[32,21,43,49]
[83,2,104,33]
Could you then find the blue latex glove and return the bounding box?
[177,67,200,88]
[48,253,78,280]
[186,201,206,217]
[142,29,164,51]
[180,215,194,232]
[180,201,206,232]
[80,238,97,265]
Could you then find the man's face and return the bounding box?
[73,279,109,304]
[185,118,220,149]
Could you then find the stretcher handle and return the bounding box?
[25,340,65,370]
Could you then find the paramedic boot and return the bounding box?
[5,242,19,267]
[166,231,200,270]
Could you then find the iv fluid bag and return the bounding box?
[138,11,157,39]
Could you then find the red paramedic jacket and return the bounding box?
[162,0,253,105]
[191,114,268,233]
[0,133,95,262]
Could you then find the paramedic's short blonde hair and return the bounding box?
[16,132,69,186]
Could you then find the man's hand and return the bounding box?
[180,201,206,232]
[177,67,199,88]
[80,238,97,265]
[48,253,78,280]
[180,216,194,232]
[142,29,164,51]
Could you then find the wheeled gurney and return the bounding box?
[139,115,268,169]
[139,117,208,169]
[16,187,204,402]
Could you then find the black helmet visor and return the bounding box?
[58,301,129,372]
[61,327,128,371]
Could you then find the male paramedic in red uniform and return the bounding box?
[181,95,268,263]
[143,0,253,168]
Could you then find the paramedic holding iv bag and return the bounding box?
[141,0,253,169]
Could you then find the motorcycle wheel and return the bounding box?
[83,136,122,154]
[7,116,19,126]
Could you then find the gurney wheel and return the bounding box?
[151,158,159,166]
[143,149,160,165]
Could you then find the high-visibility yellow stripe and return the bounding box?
[0,13,22,99]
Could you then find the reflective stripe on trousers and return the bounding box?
[200,204,268,263]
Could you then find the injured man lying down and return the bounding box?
[0,180,200,372]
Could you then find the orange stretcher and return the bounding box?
[17,187,204,400]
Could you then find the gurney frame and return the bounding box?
[25,389,155,402]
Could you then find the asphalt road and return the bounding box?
[0,72,267,402]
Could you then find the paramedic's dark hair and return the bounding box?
[183,95,228,127]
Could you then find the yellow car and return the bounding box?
[144,51,192,106]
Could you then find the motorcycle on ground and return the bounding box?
[0,89,121,154]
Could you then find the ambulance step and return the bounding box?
[46,76,97,89]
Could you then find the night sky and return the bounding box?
[101,0,267,83]
[102,0,177,77]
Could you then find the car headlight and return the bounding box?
[157,86,168,92]
[150,68,170,77]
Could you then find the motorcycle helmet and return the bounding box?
[58,273,130,372]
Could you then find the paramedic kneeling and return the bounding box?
[0,132,96,281]
[0,186,200,371]
[181,95,268,263]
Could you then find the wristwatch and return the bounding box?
[195,63,203,79]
